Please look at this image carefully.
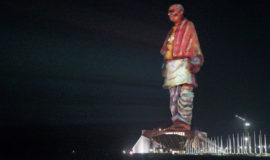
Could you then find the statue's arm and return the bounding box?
[189,22,204,73]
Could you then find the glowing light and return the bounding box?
[165,132,185,136]
[245,122,250,126]
[129,151,133,155]
[235,115,246,121]
[245,137,248,141]
[122,150,126,154]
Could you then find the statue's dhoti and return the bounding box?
[163,58,196,89]
[163,58,196,125]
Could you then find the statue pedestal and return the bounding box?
[132,126,208,154]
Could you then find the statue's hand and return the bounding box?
[190,57,201,73]
[161,62,167,77]
[190,65,200,73]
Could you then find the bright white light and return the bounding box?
[165,132,185,136]
[122,150,126,154]
[245,137,248,141]
[158,128,162,131]
[129,151,133,155]
[245,122,250,126]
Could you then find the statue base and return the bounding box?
[132,125,208,154]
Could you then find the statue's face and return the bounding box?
[168,5,183,23]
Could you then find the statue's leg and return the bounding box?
[169,86,179,118]
[177,84,194,125]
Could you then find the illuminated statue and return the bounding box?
[161,4,204,130]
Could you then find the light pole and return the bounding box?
[235,114,251,153]
[235,114,250,132]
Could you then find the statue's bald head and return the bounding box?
[170,4,184,13]
[168,4,184,24]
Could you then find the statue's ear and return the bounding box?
[179,10,184,15]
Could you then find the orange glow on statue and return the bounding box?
[161,4,204,131]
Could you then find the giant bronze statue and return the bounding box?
[132,4,205,153]
[161,4,204,130]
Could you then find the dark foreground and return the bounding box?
[123,154,270,160]
[2,124,270,160]
[4,154,270,160]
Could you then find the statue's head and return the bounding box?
[168,4,184,24]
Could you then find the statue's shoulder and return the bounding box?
[185,19,196,29]
[176,18,192,29]
[185,18,194,26]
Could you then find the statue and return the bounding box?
[131,5,206,153]
[161,4,204,130]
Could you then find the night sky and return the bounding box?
[1,0,270,157]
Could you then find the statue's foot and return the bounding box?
[170,120,191,131]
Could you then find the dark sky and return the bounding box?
[1,0,270,138]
